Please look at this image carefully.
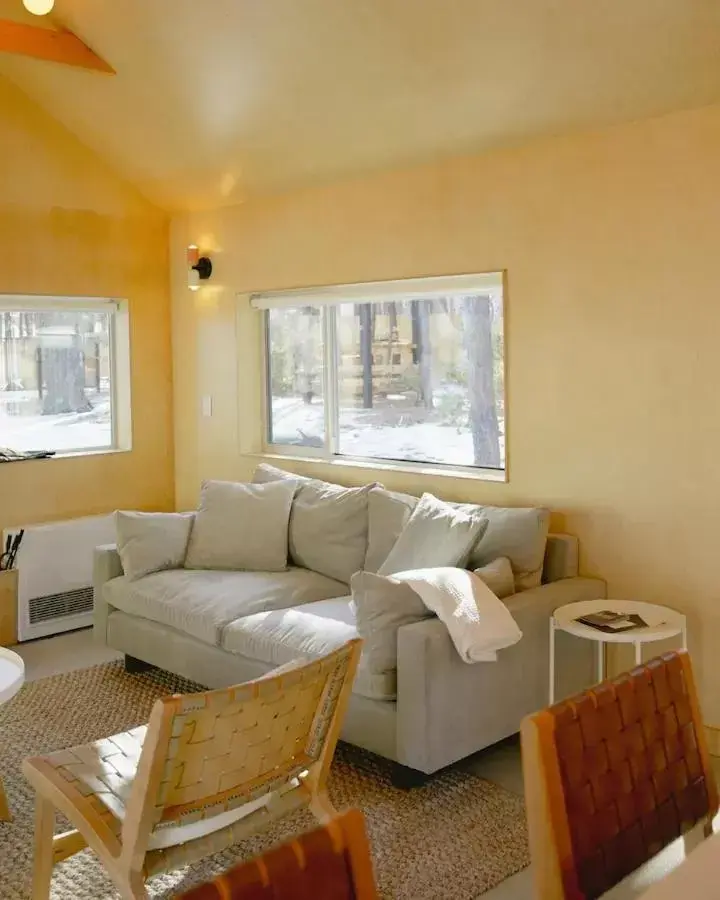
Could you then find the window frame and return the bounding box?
[0,294,132,458]
[258,272,507,481]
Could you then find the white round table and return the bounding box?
[0,647,25,821]
[549,599,686,704]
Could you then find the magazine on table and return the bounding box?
[575,610,649,634]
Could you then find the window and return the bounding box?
[0,297,131,456]
[258,273,505,474]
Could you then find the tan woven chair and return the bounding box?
[180,808,378,899]
[521,650,718,899]
[22,639,362,900]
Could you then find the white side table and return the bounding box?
[0,647,25,821]
[549,599,687,704]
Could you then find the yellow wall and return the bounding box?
[172,102,720,718]
[0,76,174,530]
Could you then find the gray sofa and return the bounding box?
[94,505,605,776]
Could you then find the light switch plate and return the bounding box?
[201,395,213,418]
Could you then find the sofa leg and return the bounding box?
[390,764,429,790]
[124,655,153,675]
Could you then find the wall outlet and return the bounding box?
[201,395,213,418]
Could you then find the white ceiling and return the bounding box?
[2,0,720,210]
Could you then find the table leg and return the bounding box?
[0,775,11,821]
[549,618,556,705]
[681,625,688,651]
[597,641,605,683]
[635,641,642,666]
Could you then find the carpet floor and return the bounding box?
[0,661,529,899]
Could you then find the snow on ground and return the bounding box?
[0,391,111,453]
[270,396,505,467]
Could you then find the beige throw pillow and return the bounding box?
[115,511,195,581]
[474,557,515,599]
[254,463,376,584]
[185,479,296,572]
[350,571,432,674]
[378,492,488,575]
[468,507,550,590]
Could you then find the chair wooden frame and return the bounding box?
[180,808,378,899]
[22,640,362,900]
[521,650,718,899]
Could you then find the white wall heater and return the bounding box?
[5,515,116,642]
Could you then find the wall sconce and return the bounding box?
[187,245,213,291]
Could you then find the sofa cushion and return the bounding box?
[365,486,550,590]
[468,507,550,590]
[185,479,297,572]
[221,598,396,701]
[474,557,515,599]
[253,463,375,584]
[115,511,195,581]
[103,567,347,646]
[378,492,488,575]
[365,487,418,573]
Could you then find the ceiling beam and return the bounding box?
[0,19,114,74]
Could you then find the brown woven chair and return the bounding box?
[180,808,378,899]
[521,650,718,899]
[22,639,362,900]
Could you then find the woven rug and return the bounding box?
[0,661,529,899]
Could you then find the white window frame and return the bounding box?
[0,294,132,457]
[256,272,506,480]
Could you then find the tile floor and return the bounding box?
[12,629,717,900]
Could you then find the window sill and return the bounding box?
[0,447,131,466]
[254,451,507,483]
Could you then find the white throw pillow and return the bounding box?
[184,479,296,572]
[474,557,515,599]
[254,463,376,584]
[378,492,488,575]
[115,511,195,581]
[350,571,432,674]
[396,567,523,663]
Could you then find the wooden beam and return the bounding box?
[0,19,114,73]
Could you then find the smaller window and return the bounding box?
[0,297,131,456]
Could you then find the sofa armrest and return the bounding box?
[395,576,605,773]
[93,544,123,643]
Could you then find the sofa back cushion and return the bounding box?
[185,479,296,572]
[366,486,550,590]
[253,463,375,584]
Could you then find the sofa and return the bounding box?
[94,467,605,777]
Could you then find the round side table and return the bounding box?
[549,599,686,704]
[0,647,25,821]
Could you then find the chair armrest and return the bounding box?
[93,544,123,643]
[395,576,606,773]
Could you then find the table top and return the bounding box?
[553,599,686,644]
[0,647,25,705]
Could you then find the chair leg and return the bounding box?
[0,776,11,821]
[309,790,338,824]
[32,796,56,900]
[117,870,149,900]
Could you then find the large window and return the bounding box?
[259,273,505,474]
[0,297,131,456]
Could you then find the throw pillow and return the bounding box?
[115,511,195,581]
[468,507,550,590]
[378,492,488,575]
[184,479,296,572]
[350,570,432,674]
[474,557,515,599]
[254,463,376,584]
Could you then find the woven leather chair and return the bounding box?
[22,639,362,900]
[181,808,378,899]
[521,650,718,899]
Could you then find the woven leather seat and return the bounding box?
[521,650,718,899]
[181,808,378,899]
[23,640,362,900]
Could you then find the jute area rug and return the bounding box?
[0,662,529,899]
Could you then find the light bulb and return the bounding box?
[23,0,55,15]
